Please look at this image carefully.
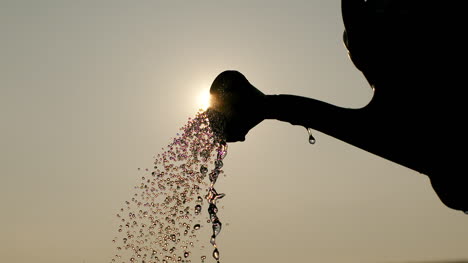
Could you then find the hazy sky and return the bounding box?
[1,1,467,263]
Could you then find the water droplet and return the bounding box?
[214,193,226,201]
[214,160,223,169]
[213,248,220,260]
[194,205,202,215]
[193,224,201,230]
[200,149,210,159]
[307,127,316,144]
[217,142,228,160]
[184,252,189,258]
[205,188,218,201]
[210,235,216,246]
[200,165,208,174]
[208,203,218,214]
[212,220,222,237]
[201,255,207,261]
[209,170,220,183]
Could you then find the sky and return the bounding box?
[1,1,467,263]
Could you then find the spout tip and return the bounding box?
[207,70,266,143]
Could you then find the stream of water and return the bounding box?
[111,110,227,263]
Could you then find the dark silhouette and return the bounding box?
[207,0,467,212]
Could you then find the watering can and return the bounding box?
[207,0,467,212]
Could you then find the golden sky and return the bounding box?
[1,1,467,263]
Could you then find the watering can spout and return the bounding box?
[206,70,468,214]
[207,70,365,145]
[207,70,266,142]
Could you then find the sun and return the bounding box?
[196,88,211,111]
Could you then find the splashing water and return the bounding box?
[111,110,227,263]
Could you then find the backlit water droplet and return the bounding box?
[217,141,228,160]
[214,193,226,200]
[215,160,223,169]
[194,204,202,215]
[307,127,316,144]
[209,170,220,183]
[212,220,222,237]
[213,248,220,260]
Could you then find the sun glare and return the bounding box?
[197,88,211,111]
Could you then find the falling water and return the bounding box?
[111,110,227,263]
[204,141,227,263]
[307,127,316,144]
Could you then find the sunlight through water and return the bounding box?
[197,89,211,111]
[111,110,227,263]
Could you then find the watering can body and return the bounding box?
[207,0,467,212]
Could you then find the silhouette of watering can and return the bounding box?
[207,0,467,212]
